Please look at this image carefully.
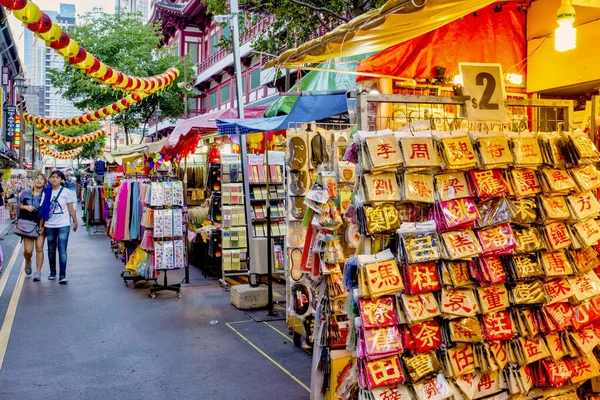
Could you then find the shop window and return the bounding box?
[209,92,217,108]
[221,84,231,103]
[210,33,219,55]
[242,76,246,94]
[250,69,261,90]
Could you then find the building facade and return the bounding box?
[118,0,150,22]
[0,6,26,165]
[149,0,279,121]
[23,4,80,119]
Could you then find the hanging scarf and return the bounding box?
[38,183,54,223]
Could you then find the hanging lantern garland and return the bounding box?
[35,125,105,145]
[24,67,178,128]
[0,0,180,94]
[38,142,84,159]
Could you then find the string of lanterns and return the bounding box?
[35,125,105,145]
[38,142,84,159]
[0,0,180,159]
[0,0,180,93]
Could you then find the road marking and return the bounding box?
[0,263,25,371]
[263,321,291,341]
[0,241,22,298]
[227,320,253,325]
[226,322,310,392]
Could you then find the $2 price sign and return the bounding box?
[459,63,508,122]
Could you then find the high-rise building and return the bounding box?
[117,0,149,22]
[23,5,80,119]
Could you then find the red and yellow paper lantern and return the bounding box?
[1,0,180,94]
[35,126,105,145]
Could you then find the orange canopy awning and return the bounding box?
[356,3,526,80]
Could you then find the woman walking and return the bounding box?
[39,170,78,283]
[19,173,47,281]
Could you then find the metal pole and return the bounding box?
[18,97,23,169]
[230,0,244,120]
[31,123,35,170]
[184,56,188,119]
[265,138,274,316]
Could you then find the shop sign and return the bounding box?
[459,63,508,122]
[4,105,15,143]
[14,114,20,149]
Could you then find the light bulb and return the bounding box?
[369,89,380,95]
[555,19,576,52]
[506,73,523,85]
[452,74,463,86]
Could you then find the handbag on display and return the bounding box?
[13,218,39,238]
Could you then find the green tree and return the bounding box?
[49,10,195,145]
[49,122,106,167]
[205,0,386,55]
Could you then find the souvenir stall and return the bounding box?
[5,170,33,219]
[83,185,107,233]
[285,123,358,349]
[302,89,600,400]
[163,108,267,279]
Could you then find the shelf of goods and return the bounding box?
[221,157,249,277]
[284,124,357,350]
[310,94,600,400]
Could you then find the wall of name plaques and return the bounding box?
[323,127,600,400]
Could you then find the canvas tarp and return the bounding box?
[265,0,497,69]
[356,2,526,80]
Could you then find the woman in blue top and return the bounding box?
[39,170,79,284]
[19,173,47,281]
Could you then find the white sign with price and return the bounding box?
[459,62,508,122]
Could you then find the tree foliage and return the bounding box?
[49,10,194,145]
[51,122,106,164]
[206,0,385,55]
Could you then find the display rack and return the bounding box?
[148,178,186,299]
[221,154,249,282]
[284,122,356,349]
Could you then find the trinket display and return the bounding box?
[317,127,600,400]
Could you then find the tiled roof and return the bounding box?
[155,1,187,13]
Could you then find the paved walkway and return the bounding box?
[0,213,311,400]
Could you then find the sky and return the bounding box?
[7,0,116,62]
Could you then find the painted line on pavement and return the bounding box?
[227,320,253,325]
[0,241,22,298]
[226,322,310,393]
[0,262,26,371]
[263,321,291,341]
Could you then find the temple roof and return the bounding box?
[149,0,210,41]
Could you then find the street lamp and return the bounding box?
[13,74,27,169]
[153,107,162,142]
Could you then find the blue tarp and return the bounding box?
[216,94,348,135]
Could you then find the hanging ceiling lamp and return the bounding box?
[555,0,577,52]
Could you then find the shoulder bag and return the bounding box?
[13,191,40,238]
